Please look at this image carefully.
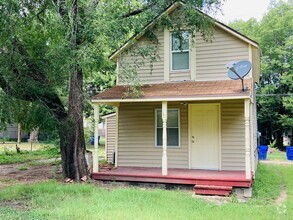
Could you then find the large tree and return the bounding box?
[0,0,222,180]
[230,0,293,148]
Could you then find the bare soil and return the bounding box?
[0,161,62,189]
[276,185,288,204]
[260,160,293,165]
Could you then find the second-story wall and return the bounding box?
[117,25,253,85]
[196,27,249,81]
[118,27,165,85]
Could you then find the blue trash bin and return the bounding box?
[286,146,293,161]
[258,145,268,160]
[91,136,100,145]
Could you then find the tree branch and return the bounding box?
[122,3,156,18]
[12,39,49,84]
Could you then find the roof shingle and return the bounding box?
[92,79,252,101]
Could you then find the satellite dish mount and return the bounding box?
[227,60,252,92]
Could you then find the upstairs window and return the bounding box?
[171,32,190,71]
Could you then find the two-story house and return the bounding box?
[91,2,260,196]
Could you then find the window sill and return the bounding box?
[155,146,180,148]
[170,69,190,73]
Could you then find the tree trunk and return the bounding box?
[28,128,39,143]
[60,67,88,180]
[275,130,284,150]
[17,123,21,144]
[289,128,293,146]
[59,0,88,181]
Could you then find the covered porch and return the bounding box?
[91,79,257,195]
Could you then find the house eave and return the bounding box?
[92,95,251,104]
[101,113,117,119]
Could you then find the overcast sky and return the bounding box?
[214,0,272,24]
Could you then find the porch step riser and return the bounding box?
[194,189,231,196]
[194,185,233,196]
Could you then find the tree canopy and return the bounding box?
[230,0,293,148]
[0,0,223,180]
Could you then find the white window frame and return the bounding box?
[170,31,190,72]
[155,108,180,148]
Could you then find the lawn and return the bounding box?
[267,148,287,161]
[86,137,106,161]
[0,163,292,220]
[0,140,106,165]
[0,142,46,153]
[0,143,58,164]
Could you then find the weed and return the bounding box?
[18,166,28,171]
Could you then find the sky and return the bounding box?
[214,0,272,24]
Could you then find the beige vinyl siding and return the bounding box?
[252,46,260,83]
[196,27,249,81]
[170,71,191,82]
[221,100,245,170]
[105,115,116,163]
[118,29,164,85]
[117,102,188,168]
[116,100,245,171]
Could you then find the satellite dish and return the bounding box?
[226,60,251,91]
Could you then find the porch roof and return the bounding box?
[92,79,252,103]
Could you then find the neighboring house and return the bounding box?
[83,118,105,140]
[0,124,27,140]
[91,2,260,196]
[102,113,117,164]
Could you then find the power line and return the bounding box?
[256,94,292,97]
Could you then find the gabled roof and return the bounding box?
[101,113,116,119]
[109,1,259,61]
[92,79,252,103]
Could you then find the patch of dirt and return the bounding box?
[1,200,30,211]
[0,162,62,189]
[260,160,293,165]
[276,185,287,204]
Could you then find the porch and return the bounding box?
[92,167,253,195]
[91,80,257,195]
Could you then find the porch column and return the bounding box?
[244,99,251,179]
[162,101,168,176]
[93,104,99,172]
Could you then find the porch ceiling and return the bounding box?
[92,79,252,103]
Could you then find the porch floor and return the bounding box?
[92,167,252,188]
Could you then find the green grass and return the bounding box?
[0,148,58,165]
[0,163,292,220]
[0,142,49,153]
[17,165,28,171]
[86,143,106,160]
[267,148,287,161]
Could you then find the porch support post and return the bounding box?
[162,101,168,176]
[244,99,251,180]
[93,104,99,172]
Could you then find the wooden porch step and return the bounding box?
[194,185,233,196]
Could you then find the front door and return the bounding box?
[190,104,220,170]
